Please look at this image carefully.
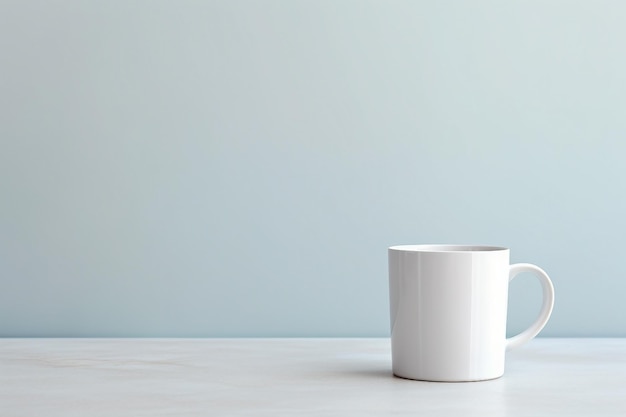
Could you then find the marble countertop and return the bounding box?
[1,338,624,416]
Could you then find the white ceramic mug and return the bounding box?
[388,245,554,382]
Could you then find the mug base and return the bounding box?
[392,372,504,383]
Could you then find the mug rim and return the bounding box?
[388,244,509,253]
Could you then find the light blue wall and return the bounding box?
[1,0,625,337]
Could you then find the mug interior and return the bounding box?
[389,244,508,252]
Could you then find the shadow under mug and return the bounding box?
[388,244,554,382]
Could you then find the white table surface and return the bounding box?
[1,338,624,416]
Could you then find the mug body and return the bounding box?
[389,245,510,381]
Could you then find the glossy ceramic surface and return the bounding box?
[388,245,554,382]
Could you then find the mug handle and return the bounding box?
[506,263,555,351]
